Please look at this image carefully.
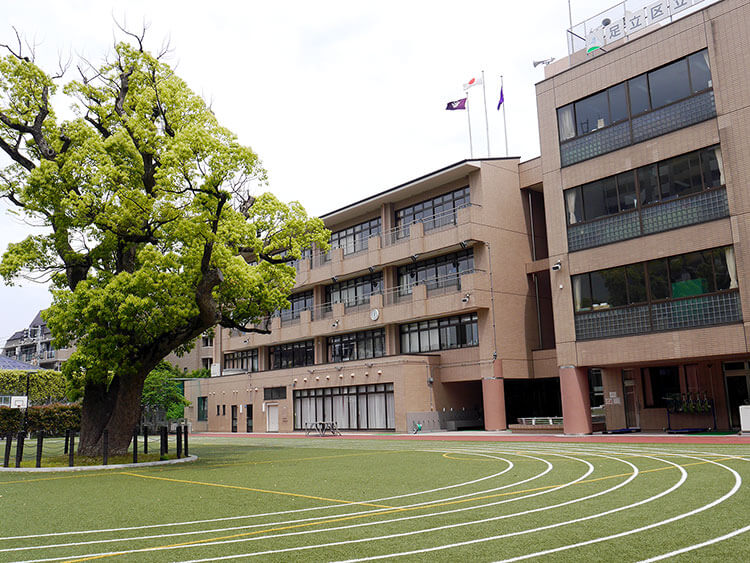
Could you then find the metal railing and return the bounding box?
[381,204,475,247]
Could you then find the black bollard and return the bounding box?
[176,425,182,459]
[102,429,108,466]
[143,426,149,454]
[64,429,70,454]
[15,431,25,468]
[36,432,44,468]
[132,428,138,463]
[162,426,168,454]
[3,434,12,468]
[68,433,75,467]
[183,424,189,457]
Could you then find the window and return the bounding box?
[396,187,470,235]
[588,369,604,408]
[573,246,737,313]
[197,397,208,421]
[222,405,226,416]
[397,249,474,294]
[330,218,381,255]
[201,334,214,347]
[279,291,313,322]
[328,329,385,362]
[400,313,478,353]
[269,340,315,369]
[202,358,212,370]
[558,49,712,144]
[643,366,681,408]
[325,273,382,308]
[294,383,395,430]
[224,349,259,372]
[564,145,724,225]
[216,405,220,416]
[263,386,287,400]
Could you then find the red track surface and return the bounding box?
[193,431,750,445]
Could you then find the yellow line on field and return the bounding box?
[60,455,746,562]
[119,472,393,509]
[441,453,493,461]
[202,449,403,469]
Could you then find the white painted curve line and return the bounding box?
[638,523,750,562]
[0,452,519,554]
[8,451,599,562]
[0,448,513,542]
[325,455,686,563]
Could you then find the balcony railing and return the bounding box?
[381,203,476,246]
[575,290,741,340]
[310,235,377,268]
[560,90,716,167]
[384,271,476,304]
[567,187,729,252]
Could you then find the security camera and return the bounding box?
[551,260,562,272]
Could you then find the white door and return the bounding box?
[266,404,279,432]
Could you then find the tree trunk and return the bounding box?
[78,371,148,456]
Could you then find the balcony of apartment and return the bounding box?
[293,204,482,288]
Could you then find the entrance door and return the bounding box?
[246,404,253,432]
[231,405,238,433]
[622,369,640,429]
[726,374,750,428]
[266,404,279,432]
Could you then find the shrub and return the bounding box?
[0,403,81,436]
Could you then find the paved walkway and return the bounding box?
[192,430,750,445]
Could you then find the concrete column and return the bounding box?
[559,366,592,435]
[482,360,507,430]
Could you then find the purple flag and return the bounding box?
[497,86,504,110]
[446,98,467,110]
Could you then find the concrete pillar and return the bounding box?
[560,366,592,435]
[482,360,507,430]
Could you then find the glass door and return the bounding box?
[622,369,640,429]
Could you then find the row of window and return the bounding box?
[327,329,385,363]
[400,313,479,353]
[396,186,470,235]
[224,313,480,372]
[397,249,474,293]
[573,246,736,313]
[558,49,711,142]
[294,383,395,430]
[565,145,724,226]
[325,273,383,308]
[330,218,382,255]
[224,349,259,372]
[279,291,314,321]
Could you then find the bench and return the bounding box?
[304,421,342,437]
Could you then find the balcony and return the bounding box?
[575,290,741,340]
[560,90,716,167]
[567,187,729,252]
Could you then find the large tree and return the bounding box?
[0,32,328,455]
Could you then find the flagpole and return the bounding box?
[501,75,508,157]
[466,97,474,158]
[481,70,490,156]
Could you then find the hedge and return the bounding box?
[0,403,81,436]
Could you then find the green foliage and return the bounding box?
[0,39,330,409]
[0,403,81,435]
[0,369,68,404]
[186,368,211,379]
[142,361,188,419]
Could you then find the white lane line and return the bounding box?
[0,448,514,541]
[638,523,750,561]
[18,451,635,563]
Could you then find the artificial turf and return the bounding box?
[1,436,748,562]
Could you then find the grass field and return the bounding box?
[1,436,749,562]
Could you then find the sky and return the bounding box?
[0,0,657,343]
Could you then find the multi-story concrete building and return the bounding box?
[184,158,559,433]
[536,0,750,433]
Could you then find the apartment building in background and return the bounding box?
[2,311,72,371]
